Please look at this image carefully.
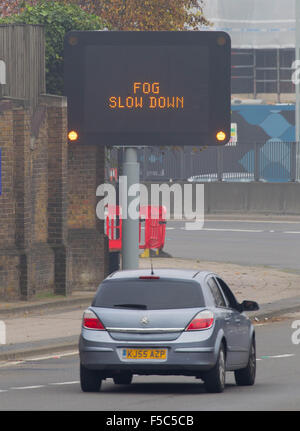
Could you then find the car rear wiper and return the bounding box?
[113,303,148,310]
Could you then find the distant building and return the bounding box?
[203,0,296,103]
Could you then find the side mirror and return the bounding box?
[240,300,259,312]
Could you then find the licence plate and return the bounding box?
[122,348,167,360]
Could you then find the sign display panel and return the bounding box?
[65,31,231,146]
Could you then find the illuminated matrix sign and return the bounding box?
[65,31,231,147]
[108,81,184,110]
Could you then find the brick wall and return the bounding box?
[0,98,57,299]
[68,144,109,291]
[0,25,109,300]
[0,96,108,300]
[0,101,19,298]
[42,95,69,296]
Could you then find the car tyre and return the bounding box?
[113,373,133,385]
[80,363,102,392]
[234,337,256,386]
[203,344,226,393]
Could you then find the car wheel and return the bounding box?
[113,373,133,385]
[203,344,226,393]
[234,337,256,386]
[80,364,102,392]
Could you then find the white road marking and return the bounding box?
[173,226,300,235]
[261,354,295,359]
[204,228,264,233]
[1,381,79,394]
[0,351,78,368]
[185,219,300,224]
[49,381,79,386]
[0,352,296,394]
[0,360,25,368]
[11,385,45,390]
[180,227,264,233]
[25,351,78,362]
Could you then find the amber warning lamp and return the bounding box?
[216,131,226,142]
[68,130,79,142]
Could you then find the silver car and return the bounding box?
[79,268,259,393]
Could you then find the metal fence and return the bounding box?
[108,142,299,183]
[0,24,46,110]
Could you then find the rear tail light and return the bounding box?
[185,310,214,331]
[82,309,105,331]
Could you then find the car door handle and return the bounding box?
[235,319,241,323]
[224,317,231,322]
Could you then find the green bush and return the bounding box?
[0,1,107,95]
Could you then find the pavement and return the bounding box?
[0,257,300,363]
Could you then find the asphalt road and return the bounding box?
[163,219,300,273]
[0,315,299,411]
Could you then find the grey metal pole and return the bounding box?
[121,147,140,270]
[276,48,280,104]
[217,147,223,181]
[290,142,297,182]
[254,143,260,182]
[296,0,300,180]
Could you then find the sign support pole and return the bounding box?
[121,147,140,270]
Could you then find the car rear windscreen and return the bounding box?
[92,279,205,310]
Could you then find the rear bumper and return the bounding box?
[79,330,218,376]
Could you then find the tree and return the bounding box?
[97,0,209,30]
[1,0,210,30]
[70,0,210,30]
[0,1,107,94]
